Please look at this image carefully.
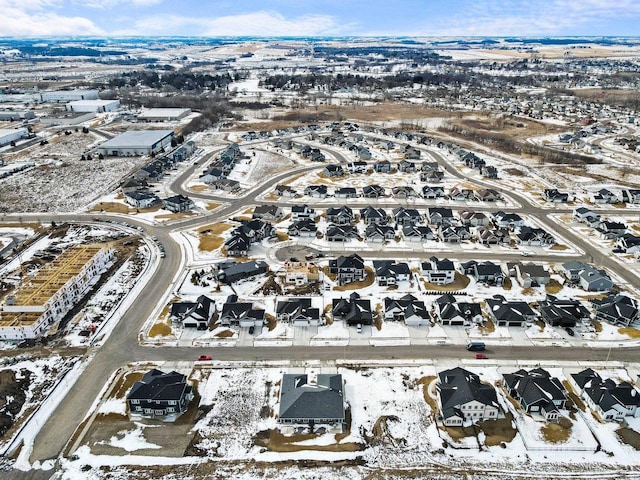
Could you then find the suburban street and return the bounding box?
[2,133,640,467]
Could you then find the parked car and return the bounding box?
[249,326,255,334]
[356,324,363,333]
[520,250,533,257]
[565,327,575,336]
[475,353,489,359]
[197,354,212,361]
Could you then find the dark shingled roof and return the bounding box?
[279,374,345,422]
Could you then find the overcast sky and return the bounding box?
[1,0,639,37]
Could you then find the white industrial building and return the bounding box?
[0,128,29,147]
[97,130,174,156]
[0,110,35,121]
[137,108,191,122]
[40,111,96,126]
[40,89,99,103]
[66,99,120,113]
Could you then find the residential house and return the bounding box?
[360,206,388,225]
[543,189,569,203]
[475,189,501,202]
[561,261,612,291]
[486,296,536,327]
[571,369,640,421]
[437,367,501,427]
[215,260,269,284]
[323,164,345,177]
[332,295,373,325]
[211,178,240,192]
[362,184,386,199]
[514,263,550,288]
[291,205,317,222]
[458,210,490,227]
[124,191,159,209]
[288,220,318,238]
[326,224,358,242]
[403,225,435,242]
[616,233,640,254]
[472,261,505,286]
[347,161,369,174]
[427,207,454,227]
[304,185,328,199]
[163,194,194,213]
[573,207,600,224]
[278,374,345,433]
[476,226,507,245]
[502,368,567,422]
[224,233,250,257]
[365,224,395,243]
[492,211,525,229]
[328,254,366,286]
[276,298,321,326]
[439,225,471,243]
[275,184,297,197]
[374,160,392,173]
[219,295,265,328]
[335,187,358,199]
[422,185,445,199]
[538,295,590,327]
[178,295,216,329]
[127,369,194,420]
[421,169,445,183]
[434,294,483,326]
[592,188,618,204]
[326,206,354,225]
[481,165,499,178]
[252,204,284,222]
[421,257,456,285]
[384,294,430,326]
[622,189,640,204]
[397,160,416,173]
[448,186,474,201]
[597,221,627,239]
[373,260,411,286]
[392,186,418,200]
[393,207,422,226]
[516,226,555,246]
[592,294,639,327]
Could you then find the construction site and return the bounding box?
[0,244,115,341]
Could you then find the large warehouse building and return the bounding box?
[0,128,29,147]
[0,110,35,121]
[40,89,99,103]
[66,99,120,113]
[137,108,191,122]
[0,244,115,340]
[97,130,174,156]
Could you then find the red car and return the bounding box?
[197,354,212,361]
[475,353,489,359]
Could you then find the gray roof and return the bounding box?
[279,374,345,422]
[99,130,173,149]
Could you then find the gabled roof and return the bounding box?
[503,368,566,410]
[127,369,189,403]
[438,367,499,418]
[279,374,345,422]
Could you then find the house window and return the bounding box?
[169,400,177,406]
[131,399,139,405]
[155,410,163,415]
[167,407,175,413]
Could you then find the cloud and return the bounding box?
[80,0,163,9]
[0,5,103,36]
[113,10,353,36]
[427,0,640,36]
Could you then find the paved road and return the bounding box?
[2,131,640,467]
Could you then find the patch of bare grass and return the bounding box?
[550,244,569,251]
[618,327,640,338]
[617,426,640,450]
[416,376,438,414]
[90,202,131,214]
[421,272,470,291]
[545,279,564,294]
[149,321,173,338]
[541,417,572,443]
